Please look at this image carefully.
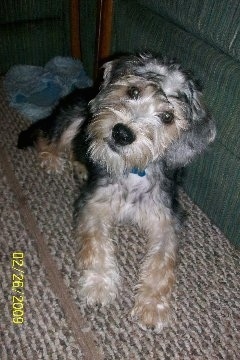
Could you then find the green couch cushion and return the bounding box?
[135,0,240,61]
[0,0,64,24]
[183,141,240,246]
[0,20,70,73]
[0,0,70,73]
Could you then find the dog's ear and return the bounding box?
[89,60,118,111]
[164,80,216,169]
[102,60,118,87]
[181,79,208,122]
[101,55,138,86]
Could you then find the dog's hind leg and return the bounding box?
[17,89,90,173]
[18,116,72,173]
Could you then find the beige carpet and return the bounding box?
[1,80,239,359]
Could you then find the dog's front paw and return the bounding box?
[79,270,119,306]
[131,298,170,332]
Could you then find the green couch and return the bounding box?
[0,0,71,74]
[80,0,240,246]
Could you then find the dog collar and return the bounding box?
[130,168,146,177]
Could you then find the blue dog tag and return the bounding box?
[131,168,146,177]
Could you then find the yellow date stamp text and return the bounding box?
[12,252,24,324]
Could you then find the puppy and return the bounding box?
[18,54,216,331]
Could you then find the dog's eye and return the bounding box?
[158,112,174,125]
[127,87,140,100]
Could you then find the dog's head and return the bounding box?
[88,54,216,175]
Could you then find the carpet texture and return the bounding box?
[0,80,239,359]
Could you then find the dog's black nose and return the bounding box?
[112,123,136,146]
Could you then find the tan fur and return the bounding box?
[76,202,120,305]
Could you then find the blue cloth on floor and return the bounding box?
[4,57,92,121]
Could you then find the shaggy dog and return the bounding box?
[18,54,216,331]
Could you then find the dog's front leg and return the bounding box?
[75,200,120,305]
[132,216,177,332]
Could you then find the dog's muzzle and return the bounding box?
[112,123,136,146]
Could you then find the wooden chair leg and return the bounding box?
[95,0,114,78]
[70,0,81,59]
